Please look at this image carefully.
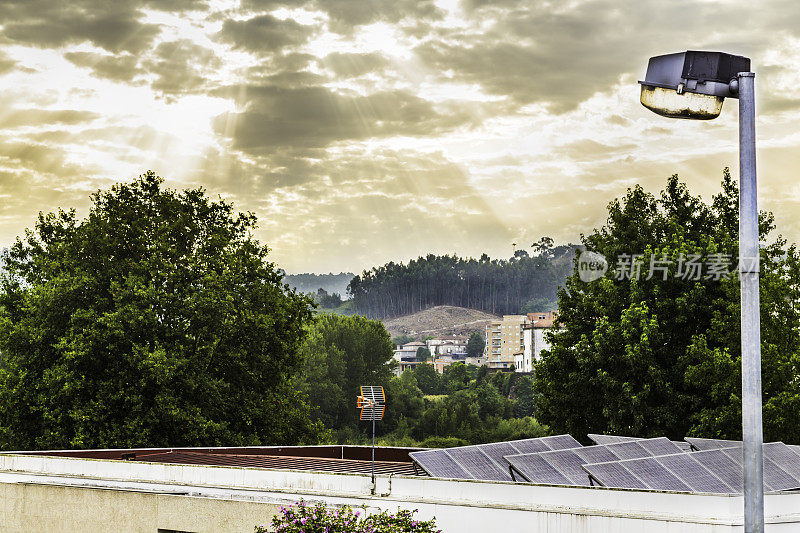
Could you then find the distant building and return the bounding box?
[515,311,557,373]
[432,351,486,373]
[393,341,427,374]
[484,315,528,370]
[426,336,468,356]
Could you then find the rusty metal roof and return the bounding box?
[130,450,421,475]
[13,445,426,477]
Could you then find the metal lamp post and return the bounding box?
[639,51,763,533]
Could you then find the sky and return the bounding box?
[1,0,800,274]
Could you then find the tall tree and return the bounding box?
[466,332,485,358]
[0,172,325,449]
[533,170,800,442]
[297,313,395,436]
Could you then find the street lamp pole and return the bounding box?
[737,71,764,533]
[639,51,763,532]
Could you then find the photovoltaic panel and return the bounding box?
[590,434,693,452]
[626,458,693,492]
[508,439,552,454]
[506,453,573,485]
[603,440,652,460]
[410,449,473,479]
[763,442,800,480]
[409,435,579,481]
[655,453,734,493]
[581,461,648,489]
[540,434,582,450]
[690,449,743,492]
[504,437,684,487]
[718,446,800,492]
[529,449,591,485]
[480,441,525,464]
[635,437,685,456]
[446,447,508,481]
[684,437,740,451]
[587,434,640,446]
[574,446,619,464]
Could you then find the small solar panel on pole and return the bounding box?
[358,385,385,490]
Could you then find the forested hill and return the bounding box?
[284,272,354,296]
[347,242,578,319]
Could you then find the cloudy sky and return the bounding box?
[1,0,799,273]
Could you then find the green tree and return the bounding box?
[413,363,440,395]
[533,171,800,442]
[466,332,485,358]
[415,346,431,363]
[0,172,325,449]
[297,313,395,438]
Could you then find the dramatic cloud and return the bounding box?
[217,14,316,52]
[1,0,800,273]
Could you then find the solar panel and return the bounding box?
[503,437,684,488]
[508,439,552,454]
[763,442,800,480]
[409,449,473,479]
[587,434,640,446]
[589,434,693,452]
[409,435,579,481]
[626,458,693,492]
[529,449,592,485]
[574,445,619,464]
[540,434,582,450]
[655,453,734,493]
[581,461,648,489]
[506,453,573,485]
[634,437,685,456]
[684,437,740,450]
[602,440,652,460]
[717,443,800,492]
[446,447,508,481]
[690,449,743,492]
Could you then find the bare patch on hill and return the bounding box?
[382,305,500,339]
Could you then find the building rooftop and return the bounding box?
[17,444,426,477]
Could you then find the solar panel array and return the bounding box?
[412,433,800,495]
[505,437,685,485]
[409,435,581,481]
[589,433,692,452]
[583,442,800,493]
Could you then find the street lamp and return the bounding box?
[639,51,763,533]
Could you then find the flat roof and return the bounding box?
[13,445,426,477]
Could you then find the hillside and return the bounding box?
[382,305,500,339]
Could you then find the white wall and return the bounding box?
[2,452,799,532]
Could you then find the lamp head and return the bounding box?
[639,51,750,119]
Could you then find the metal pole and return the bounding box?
[737,71,764,533]
[371,415,376,486]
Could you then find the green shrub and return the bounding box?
[257,500,441,533]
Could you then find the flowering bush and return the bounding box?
[256,500,441,533]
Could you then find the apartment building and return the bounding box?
[484,315,528,370]
[515,311,557,372]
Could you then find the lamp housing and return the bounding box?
[639,51,750,119]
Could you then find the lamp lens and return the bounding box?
[640,85,724,120]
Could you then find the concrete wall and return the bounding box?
[1,452,800,532]
[1,481,279,533]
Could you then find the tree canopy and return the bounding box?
[534,170,800,443]
[0,172,325,449]
[347,247,576,318]
[297,313,395,441]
